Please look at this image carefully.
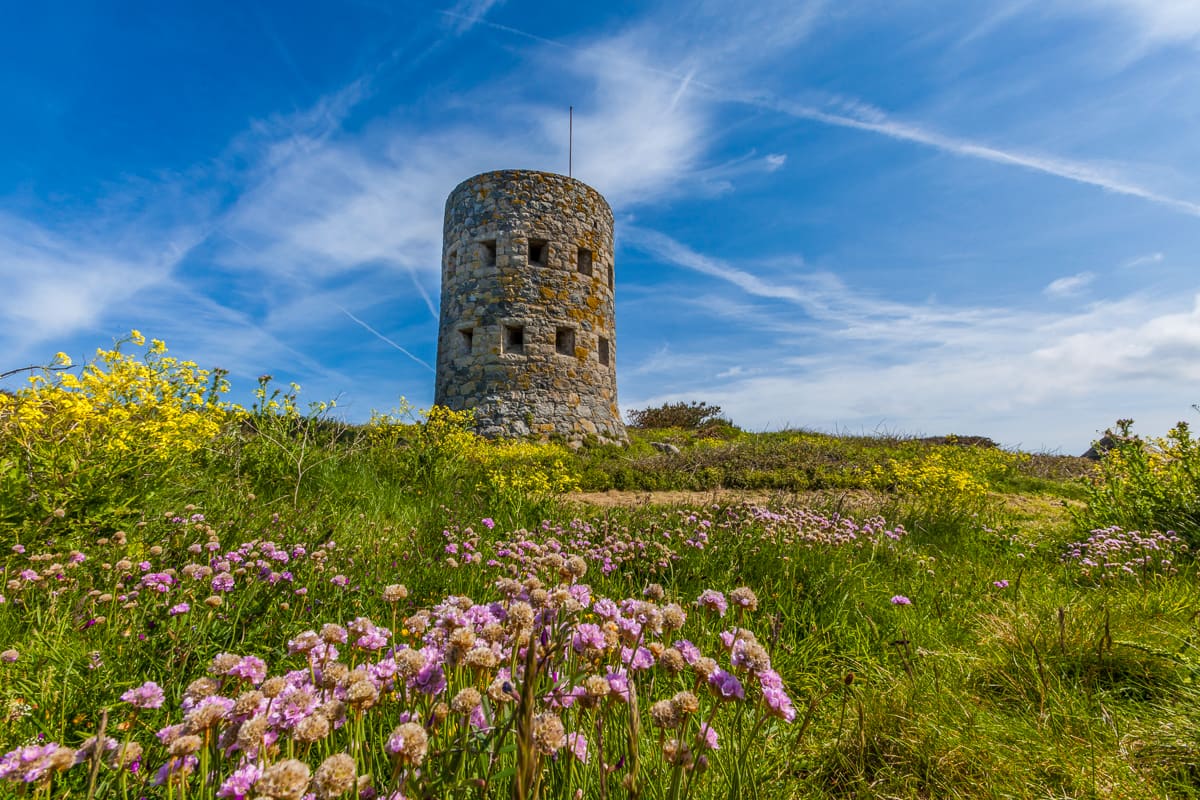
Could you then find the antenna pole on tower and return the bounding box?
[569,106,573,178]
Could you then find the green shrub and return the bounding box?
[627,400,730,430]
[1081,417,1200,548]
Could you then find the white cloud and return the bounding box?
[1122,251,1164,268]
[0,213,197,352]
[620,229,1200,452]
[1071,0,1200,46]
[1044,271,1095,296]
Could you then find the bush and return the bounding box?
[0,333,232,531]
[627,401,730,430]
[1081,418,1200,548]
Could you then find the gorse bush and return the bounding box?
[0,332,232,528]
[1082,418,1200,548]
[626,401,729,431]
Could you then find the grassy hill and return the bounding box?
[2,342,1198,798]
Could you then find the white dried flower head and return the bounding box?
[465,646,500,671]
[260,676,288,699]
[313,752,356,799]
[184,677,219,704]
[320,623,348,645]
[730,586,759,612]
[643,583,665,601]
[481,623,506,643]
[209,652,240,675]
[382,584,408,603]
[507,601,535,630]
[487,677,514,704]
[662,603,687,631]
[255,758,312,800]
[396,649,425,677]
[672,690,700,716]
[236,715,269,752]
[185,700,227,732]
[531,712,566,755]
[403,611,430,636]
[387,722,429,766]
[566,555,588,579]
[694,657,718,680]
[649,699,680,729]
[169,734,203,757]
[450,687,482,715]
[448,627,477,652]
[294,713,331,743]
[233,690,264,718]
[345,680,379,711]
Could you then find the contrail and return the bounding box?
[452,12,1200,220]
[338,306,435,372]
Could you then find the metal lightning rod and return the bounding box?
[569,106,573,178]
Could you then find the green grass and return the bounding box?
[2,423,1198,798]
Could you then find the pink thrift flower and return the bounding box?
[890,595,912,606]
[121,681,166,709]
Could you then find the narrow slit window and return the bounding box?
[503,324,525,355]
[599,337,610,366]
[607,262,614,291]
[555,327,576,356]
[482,240,497,267]
[459,327,474,354]
[577,247,593,276]
[447,248,457,277]
[528,238,548,266]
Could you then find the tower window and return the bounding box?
[459,327,474,354]
[528,238,548,266]
[503,324,525,355]
[447,248,457,277]
[482,240,497,266]
[599,337,610,366]
[577,247,593,276]
[607,261,614,291]
[555,327,576,356]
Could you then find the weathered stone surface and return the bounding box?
[434,170,628,444]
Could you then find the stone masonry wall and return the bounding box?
[434,170,627,444]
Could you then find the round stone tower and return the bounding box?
[434,169,627,444]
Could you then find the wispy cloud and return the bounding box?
[1044,272,1095,297]
[727,92,1200,218]
[620,228,1200,450]
[1122,251,1164,268]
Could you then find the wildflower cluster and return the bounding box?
[1,574,795,797]
[1062,526,1186,581]
[441,504,907,580]
[0,333,232,523]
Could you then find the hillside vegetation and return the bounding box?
[2,335,1199,799]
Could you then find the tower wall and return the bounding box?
[434,170,626,443]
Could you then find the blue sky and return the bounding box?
[3,0,1199,453]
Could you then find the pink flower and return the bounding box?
[696,590,728,617]
[708,668,745,700]
[993,580,1009,589]
[168,603,190,616]
[890,595,912,606]
[121,681,166,709]
[482,518,496,530]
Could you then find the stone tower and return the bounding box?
[434,170,627,444]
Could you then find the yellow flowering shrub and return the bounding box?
[0,332,231,527]
[1082,418,1200,547]
[873,444,1023,528]
[364,404,579,501]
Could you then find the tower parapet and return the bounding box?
[434,170,626,443]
